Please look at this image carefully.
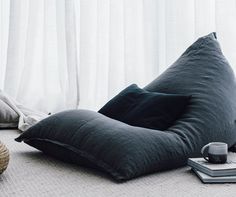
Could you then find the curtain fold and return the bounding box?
[1,0,236,112]
[1,0,80,113]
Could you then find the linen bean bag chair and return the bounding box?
[16,33,236,181]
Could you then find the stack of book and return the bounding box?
[187,158,236,183]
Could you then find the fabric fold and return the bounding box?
[0,90,47,132]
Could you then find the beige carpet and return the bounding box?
[1,129,236,197]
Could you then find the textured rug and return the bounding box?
[1,129,236,197]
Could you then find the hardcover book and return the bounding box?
[187,158,236,177]
[192,168,236,183]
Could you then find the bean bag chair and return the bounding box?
[16,33,236,181]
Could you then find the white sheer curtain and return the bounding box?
[79,0,236,110]
[0,0,80,113]
[1,0,236,112]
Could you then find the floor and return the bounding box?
[1,129,236,197]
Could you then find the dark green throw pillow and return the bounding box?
[98,84,190,130]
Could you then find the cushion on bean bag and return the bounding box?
[98,84,190,130]
[15,33,236,181]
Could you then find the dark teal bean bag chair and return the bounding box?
[16,33,236,181]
